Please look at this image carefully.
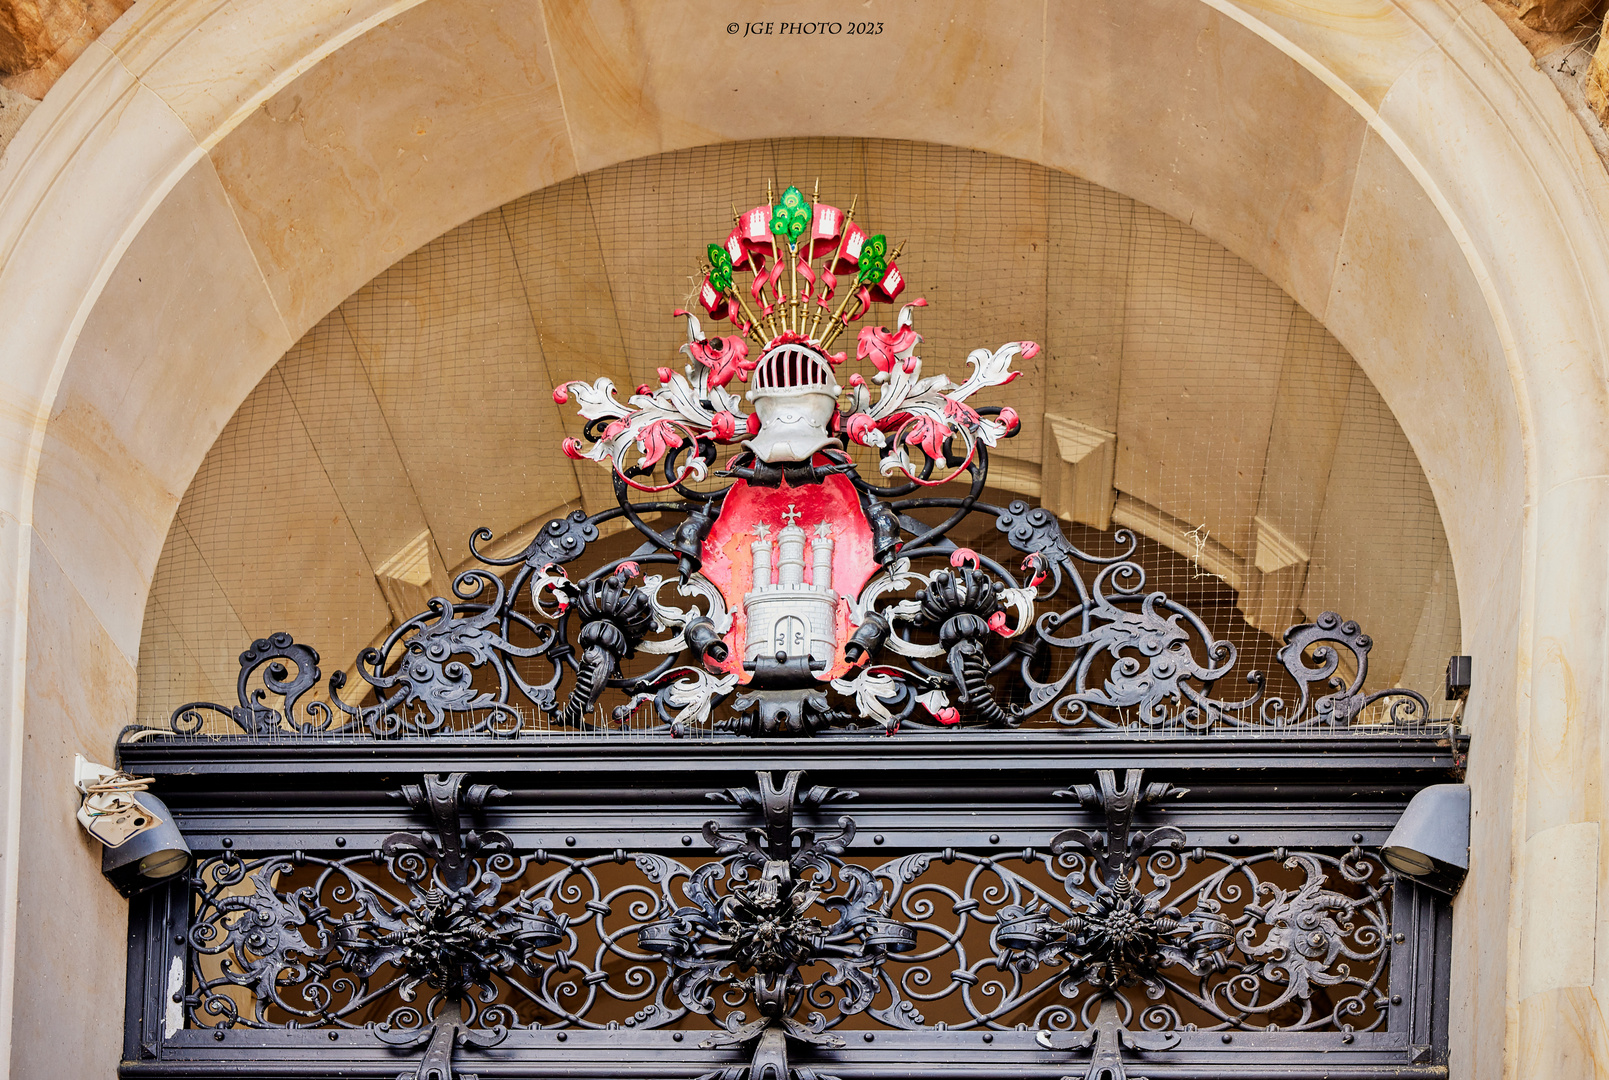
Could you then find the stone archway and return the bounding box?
[1,2,1604,1076]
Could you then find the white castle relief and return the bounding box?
[745,504,837,665]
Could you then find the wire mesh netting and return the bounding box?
[133,138,1459,738]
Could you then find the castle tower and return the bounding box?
[744,504,838,666]
[812,522,834,587]
[777,506,807,587]
[750,523,773,587]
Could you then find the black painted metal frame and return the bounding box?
[119,734,1461,1080]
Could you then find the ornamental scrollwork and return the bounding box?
[158,515,1432,740]
[637,770,913,1080]
[152,181,1438,742]
[183,769,1396,1080]
[168,632,332,736]
[186,772,567,1080]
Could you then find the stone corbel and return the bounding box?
[1040,414,1117,530]
[1237,516,1310,635]
[375,528,442,624]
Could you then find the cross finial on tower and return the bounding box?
[782,504,802,527]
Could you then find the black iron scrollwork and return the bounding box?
[1001,772,1230,993]
[915,560,1013,727]
[183,772,1395,1076]
[1275,611,1430,726]
[1000,770,1225,1080]
[348,773,567,1080]
[187,772,566,1080]
[470,509,600,569]
[639,770,913,1080]
[557,565,656,726]
[156,448,1436,739]
[169,632,330,735]
[373,1018,504,1080]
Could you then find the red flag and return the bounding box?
[699,278,732,320]
[724,227,760,272]
[831,223,868,276]
[807,203,842,259]
[871,262,905,304]
[741,205,774,256]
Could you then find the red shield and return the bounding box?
[700,471,878,684]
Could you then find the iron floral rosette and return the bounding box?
[183,773,574,1080]
[637,771,915,1080]
[996,773,1233,996]
[1000,771,1234,1080]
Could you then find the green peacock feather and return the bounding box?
[857,234,889,285]
[769,185,812,247]
[707,243,734,293]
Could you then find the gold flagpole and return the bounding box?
[725,277,766,344]
[764,181,789,335]
[797,178,819,335]
[823,238,904,353]
[786,231,800,332]
[819,284,864,352]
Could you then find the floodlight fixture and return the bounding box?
[1382,783,1470,896]
[75,755,192,897]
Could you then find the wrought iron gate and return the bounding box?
[120,736,1457,1079]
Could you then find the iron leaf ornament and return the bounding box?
[1019,771,1228,1080]
[639,770,913,1080]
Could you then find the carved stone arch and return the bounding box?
[0,2,1603,1076]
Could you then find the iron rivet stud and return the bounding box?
[335,837,346,848]
[682,835,693,846]
[557,1032,568,1042]
[1391,995,1402,1005]
[989,834,1001,845]
[1222,1034,1233,1044]
[566,836,577,847]
[874,834,885,845]
[673,1032,684,1042]
[1342,1033,1355,1044]
[1227,834,1240,845]
[174,936,185,945]
[221,838,234,849]
[214,1031,225,1041]
[1352,833,1364,844]
[328,1032,338,1041]
[863,1033,876,1043]
[172,993,182,1003]
[982,1033,994,1044]
[1395,933,1406,944]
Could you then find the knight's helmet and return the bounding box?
[743,342,842,463]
